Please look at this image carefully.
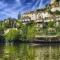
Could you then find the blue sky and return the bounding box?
[0,0,51,20]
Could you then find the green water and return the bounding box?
[0,43,60,60]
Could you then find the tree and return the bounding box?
[55,10,60,15]
[55,0,60,5]
[4,20,10,29]
[16,20,27,40]
[56,0,60,2]
[47,21,56,35]
[0,22,4,31]
[16,20,24,29]
[4,29,20,41]
[56,22,60,36]
[26,25,36,40]
[48,21,55,28]
[19,20,37,41]
[26,20,37,40]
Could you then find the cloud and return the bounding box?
[0,1,7,9]
[0,0,21,20]
[3,0,15,4]
[16,0,19,2]
[0,0,51,20]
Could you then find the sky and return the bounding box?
[0,0,51,20]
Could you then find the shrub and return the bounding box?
[4,29,20,41]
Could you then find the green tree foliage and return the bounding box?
[0,22,4,31]
[47,21,56,35]
[19,24,27,41]
[56,22,60,36]
[26,21,37,40]
[55,10,60,15]
[56,0,60,2]
[16,20,27,40]
[48,21,55,28]
[16,20,24,29]
[4,29,20,41]
[27,25,36,40]
[19,20,37,41]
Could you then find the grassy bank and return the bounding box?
[0,20,60,43]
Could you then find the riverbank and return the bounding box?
[34,35,60,43]
[0,34,60,44]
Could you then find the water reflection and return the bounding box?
[0,43,60,60]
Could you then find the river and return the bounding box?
[0,43,60,60]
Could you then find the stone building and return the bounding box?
[21,0,60,34]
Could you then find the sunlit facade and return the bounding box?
[21,0,60,29]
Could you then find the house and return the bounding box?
[20,0,60,34]
[21,16,31,24]
[50,0,60,12]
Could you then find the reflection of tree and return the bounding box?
[14,44,35,60]
[0,45,4,58]
[4,45,16,60]
[2,43,60,60]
